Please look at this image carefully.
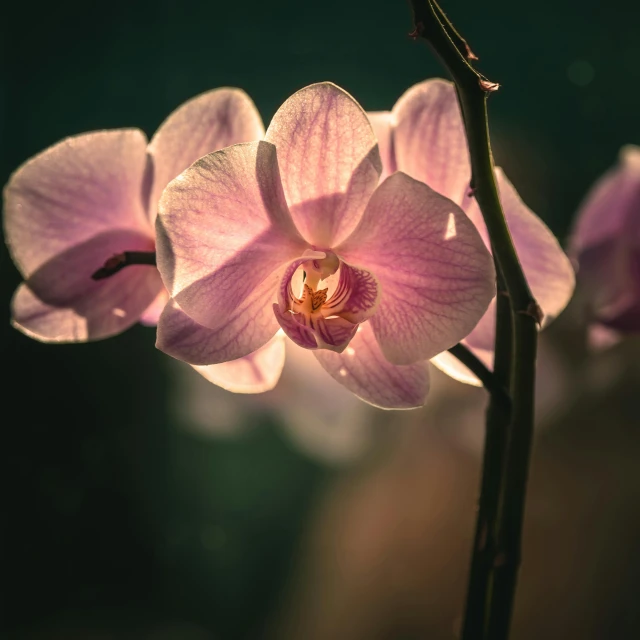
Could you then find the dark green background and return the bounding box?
[1,1,639,638]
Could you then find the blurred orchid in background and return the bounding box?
[569,145,640,347]
[368,79,576,385]
[3,87,264,341]
[156,82,496,409]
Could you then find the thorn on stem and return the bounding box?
[92,253,127,280]
[518,301,544,325]
[465,43,479,61]
[479,78,500,92]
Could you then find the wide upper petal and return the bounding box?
[4,129,152,278]
[156,140,306,329]
[192,333,285,394]
[314,323,430,409]
[338,172,495,365]
[570,145,640,254]
[264,82,382,247]
[12,230,162,342]
[147,88,265,223]
[392,79,471,204]
[157,297,279,365]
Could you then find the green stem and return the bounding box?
[485,318,537,638]
[408,2,540,639]
[447,341,510,412]
[461,270,512,640]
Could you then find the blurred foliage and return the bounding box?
[1,0,640,638]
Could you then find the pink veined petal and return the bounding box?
[429,348,493,387]
[192,333,286,394]
[156,140,306,330]
[273,303,358,352]
[275,253,380,325]
[314,323,431,409]
[392,79,471,204]
[570,145,640,254]
[337,172,495,365]
[139,288,170,326]
[495,169,575,324]
[11,230,162,342]
[264,82,382,247]
[320,260,380,323]
[147,88,265,224]
[367,111,396,182]
[459,169,576,352]
[157,297,279,366]
[272,303,318,350]
[4,129,152,278]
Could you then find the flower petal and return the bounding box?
[272,303,318,350]
[139,288,170,326]
[392,79,471,204]
[273,303,358,352]
[156,297,279,365]
[570,145,640,253]
[429,349,493,387]
[4,129,152,278]
[338,172,495,365]
[314,323,430,409]
[156,140,306,330]
[147,88,265,223]
[457,169,576,352]
[321,261,380,323]
[496,170,575,323]
[12,230,162,342]
[192,333,285,393]
[367,111,396,181]
[264,82,382,247]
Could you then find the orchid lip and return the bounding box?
[274,249,380,353]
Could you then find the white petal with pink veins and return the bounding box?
[148,88,265,223]
[314,323,431,409]
[338,172,495,365]
[265,82,382,247]
[156,140,306,330]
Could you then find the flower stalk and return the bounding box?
[408,1,540,638]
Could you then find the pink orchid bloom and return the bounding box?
[155,82,496,409]
[367,79,576,385]
[569,145,640,346]
[3,87,290,392]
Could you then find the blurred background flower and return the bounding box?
[569,146,640,346]
[3,0,640,638]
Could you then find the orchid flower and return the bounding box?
[368,79,576,385]
[155,82,496,409]
[569,145,640,346]
[3,87,290,391]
